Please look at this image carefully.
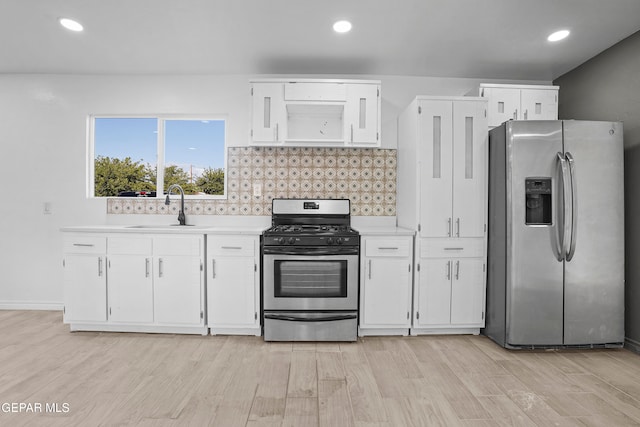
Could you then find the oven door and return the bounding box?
[263,247,359,311]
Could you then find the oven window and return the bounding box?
[274,260,347,298]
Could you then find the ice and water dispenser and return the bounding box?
[525,178,552,225]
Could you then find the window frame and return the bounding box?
[87,114,228,200]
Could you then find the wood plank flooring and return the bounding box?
[1,310,640,426]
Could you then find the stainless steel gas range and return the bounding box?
[262,199,359,342]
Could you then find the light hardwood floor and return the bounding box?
[1,310,640,426]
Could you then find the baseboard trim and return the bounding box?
[625,337,640,354]
[0,301,63,311]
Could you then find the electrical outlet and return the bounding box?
[253,183,262,197]
[43,202,52,215]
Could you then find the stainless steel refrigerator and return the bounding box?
[485,120,624,348]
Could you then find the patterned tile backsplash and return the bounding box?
[107,147,397,216]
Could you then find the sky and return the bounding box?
[94,118,226,178]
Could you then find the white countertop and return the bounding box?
[355,226,415,236]
[61,217,410,236]
[60,225,265,235]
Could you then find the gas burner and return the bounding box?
[263,199,359,247]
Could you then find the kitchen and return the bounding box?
[2,0,640,425]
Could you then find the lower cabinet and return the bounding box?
[207,235,261,336]
[359,235,413,336]
[62,233,206,335]
[63,235,107,323]
[153,237,204,326]
[412,238,485,335]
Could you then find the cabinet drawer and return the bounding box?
[209,236,256,257]
[420,238,484,258]
[364,238,412,257]
[108,236,152,255]
[155,236,202,257]
[63,235,106,254]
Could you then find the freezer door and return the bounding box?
[506,121,564,346]
[562,120,624,345]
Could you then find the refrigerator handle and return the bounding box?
[556,152,571,261]
[565,152,577,261]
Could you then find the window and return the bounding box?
[89,116,226,198]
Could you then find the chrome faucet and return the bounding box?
[165,184,186,225]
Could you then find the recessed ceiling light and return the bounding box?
[547,29,570,42]
[59,18,84,32]
[333,20,352,33]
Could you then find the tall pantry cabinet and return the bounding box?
[397,96,488,335]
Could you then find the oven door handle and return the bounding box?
[264,313,357,322]
[262,247,359,256]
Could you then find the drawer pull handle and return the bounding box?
[221,246,242,250]
[444,247,464,251]
[73,243,94,247]
[377,247,399,250]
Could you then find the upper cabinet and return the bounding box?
[250,82,285,143]
[397,96,488,239]
[474,83,559,127]
[250,79,381,147]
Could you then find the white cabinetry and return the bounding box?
[62,232,206,335]
[62,235,107,323]
[207,235,260,336]
[250,79,380,147]
[397,96,487,335]
[153,237,204,326]
[417,99,487,239]
[107,236,153,323]
[414,239,485,333]
[345,83,380,145]
[477,84,559,127]
[250,82,285,143]
[359,235,413,336]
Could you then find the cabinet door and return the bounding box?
[484,87,520,127]
[208,257,257,327]
[154,256,203,325]
[520,89,558,121]
[107,255,154,323]
[452,101,487,238]
[419,100,453,238]
[346,84,380,145]
[416,259,452,326]
[450,258,485,326]
[362,257,411,327]
[63,255,107,323]
[251,82,284,142]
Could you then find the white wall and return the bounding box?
[0,73,548,308]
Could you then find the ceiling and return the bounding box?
[2,0,640,81]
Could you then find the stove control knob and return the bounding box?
[336,237,344,245]
[278,237,285,245]
[288,237,296,245]
[327,237,334,245]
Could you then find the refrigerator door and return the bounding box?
[562,120,624,345]
[507,121,565,346]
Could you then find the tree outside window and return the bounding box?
[91,117,226,198]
